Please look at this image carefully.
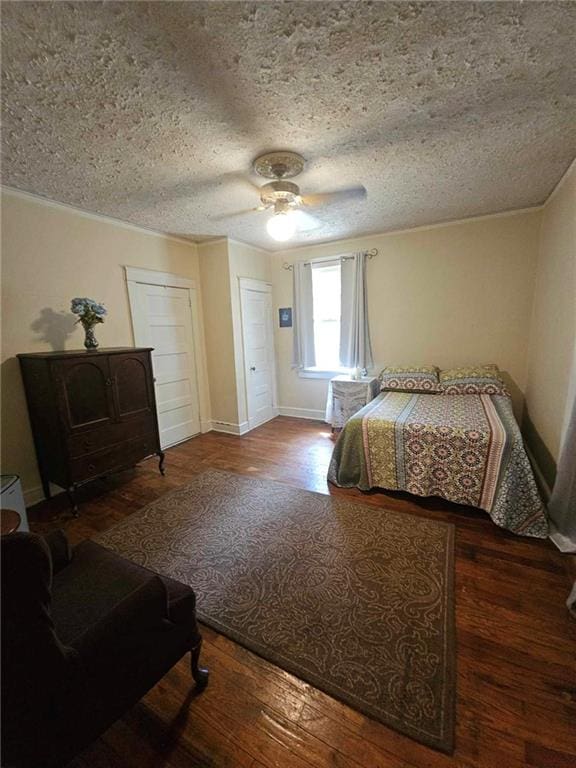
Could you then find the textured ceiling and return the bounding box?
[2,1,575,250]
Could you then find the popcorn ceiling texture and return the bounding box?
[2,1,575,250]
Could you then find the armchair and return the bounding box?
[1,530,208,768]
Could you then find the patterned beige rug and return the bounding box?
[96,470,455,752]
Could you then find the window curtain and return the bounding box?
[340,251,373,371]
[292,262,316,369]
[549,385,576,554]
[547,348,576,612]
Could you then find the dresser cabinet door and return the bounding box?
[109,352,155,422]
[54,357,115,434]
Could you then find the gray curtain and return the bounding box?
[292,262,316,369]
[549,385,576,554]
[340,251,373,370]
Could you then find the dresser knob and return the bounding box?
[88,463,96,472]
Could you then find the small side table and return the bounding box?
[1,508,22,536]
[326,375,379,430]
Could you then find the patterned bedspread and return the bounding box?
[328,392,548,538]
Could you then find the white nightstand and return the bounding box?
[325,375,379,430]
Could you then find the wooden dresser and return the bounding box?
[18,347,164,514]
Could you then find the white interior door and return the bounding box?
[240,282,276,429]
[133,283,200,448]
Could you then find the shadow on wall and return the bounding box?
[31,308,77,351]
[522,408,557,493]
[498,370,524,420]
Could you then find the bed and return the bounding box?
[328,390,548,538]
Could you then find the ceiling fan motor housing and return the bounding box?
[259,180,301,208]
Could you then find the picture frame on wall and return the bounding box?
[279,307,292,328]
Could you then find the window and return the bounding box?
[310,262,344,372]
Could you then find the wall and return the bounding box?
[272,209,543,419]
[198,238,272,430]
[1,189,211,502]
[198,239,238,427]
[524,161,576,489]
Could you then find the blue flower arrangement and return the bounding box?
[71,297,107,324]
[70,298,107,349]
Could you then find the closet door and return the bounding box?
[54,356,115,434]
[131,282,201,448]
[240,279,276,430]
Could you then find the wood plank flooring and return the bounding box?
[28,417,576,768]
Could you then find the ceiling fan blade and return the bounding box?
[209,206,266,222]
[292,209,322,232]
[225,172,263,195]
[301,185,367,208]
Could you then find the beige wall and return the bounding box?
[1,189,210,500]
[4,176,572,501]
[524,161,576,487]
[198,238,272,428]
[198,239,238,426]
[272,209,543,418]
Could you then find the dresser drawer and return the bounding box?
[67,415,156,458]
[70,433,158,482]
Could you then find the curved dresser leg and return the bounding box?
[67,485,79,517]
[190,633,209,691]
[158,451,166,476]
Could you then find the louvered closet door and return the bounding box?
[134,284,200,448]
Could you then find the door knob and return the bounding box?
[250,366,256,371]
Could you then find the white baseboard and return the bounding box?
[24,486,44,506]
[278,406,326,421]
[525,444,552,503]
[247,411,279,431]
[210,420,251,436]
[200,419,213,434]
[24,482,64,508]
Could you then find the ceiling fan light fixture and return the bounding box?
[266,211,296,242]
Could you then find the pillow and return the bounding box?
[379,365,440,393]
[439,365,509,396]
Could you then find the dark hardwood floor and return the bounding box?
[29,416,576,768]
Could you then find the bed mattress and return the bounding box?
[328,391,548,538]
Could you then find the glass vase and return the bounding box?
[82,323,99,350]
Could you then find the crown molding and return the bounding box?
[542,157,576,208]
[227,236,274,256]
[197,235,274,256]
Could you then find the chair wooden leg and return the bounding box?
[67,485,80,517]
[190,633,209,690]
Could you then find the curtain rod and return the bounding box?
[282,248,378,271]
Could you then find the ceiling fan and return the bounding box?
[214,151,367,242]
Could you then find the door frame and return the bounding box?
[238,277,278,431]
[124,266,204,446]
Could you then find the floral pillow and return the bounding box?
[439,365,509,396]
[379,365,440,393]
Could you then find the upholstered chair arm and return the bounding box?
[72,574,169,660]
[44,529,72,575]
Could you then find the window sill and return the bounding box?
[298,368,350,380]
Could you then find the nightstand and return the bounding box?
[326,375,379,430]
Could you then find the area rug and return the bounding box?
[96,470,456,752]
